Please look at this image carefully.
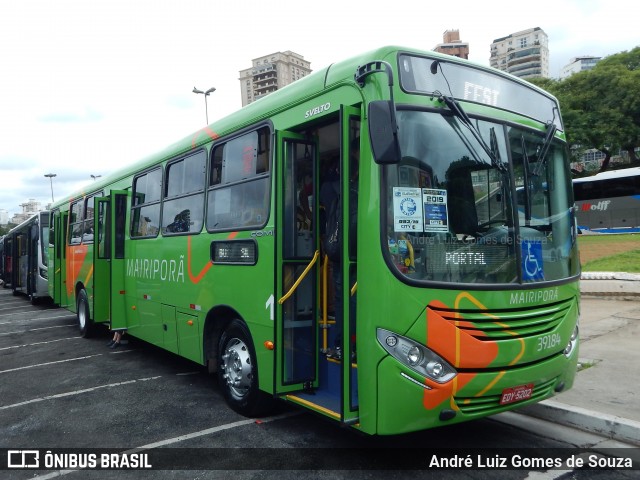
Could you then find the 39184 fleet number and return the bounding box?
[536,333,562,352]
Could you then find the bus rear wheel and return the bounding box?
[217,319,272,417]
[77,289,94,338]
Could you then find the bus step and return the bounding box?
[285,393,340,421]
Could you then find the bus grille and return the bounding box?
[428,298,573,340]
[454,377,556,415]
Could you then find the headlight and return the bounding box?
[407,346,422,366]
[564,324,579,357]
[377,328,457,383]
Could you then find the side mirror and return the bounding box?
[368,100,401,164]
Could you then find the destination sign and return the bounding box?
[398,53,563,130]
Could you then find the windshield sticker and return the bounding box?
[522,240,544,281]
[422,188,449,233]
[393,187,423,232]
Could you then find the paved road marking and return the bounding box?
[0,324,76,336]
[0,305,38,312]
[0,307,65,316]
[0,336,81,351]
[0,312,76,320]
[31,411,300,479]
[0,354,102,374]
[0,376,163,410]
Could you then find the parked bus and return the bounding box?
[48,46,580,435]
[573,166,640,233]
[0,236,5,286]
[5,211,50,303]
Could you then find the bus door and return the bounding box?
[275,132,319,396]
[28,220,38,298]
[49,211,66,305]
[340,105,361,423]
[5,236,13,289]
[275,105,360,425]
[93,192,128,329]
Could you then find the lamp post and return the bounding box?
[91,174,101,181]
[192,86,216,124]
[44,173,56,203]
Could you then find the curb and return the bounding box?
[581,272,640,281]
[580,272,640,299]
[517,400,640,447]
[581,292,640,299]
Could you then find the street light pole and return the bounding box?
[192,86,216,124]
[44,173,57,203]
[91,174,101,181]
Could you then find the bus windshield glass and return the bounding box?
[382,110,579,285]
[398,53,564,131]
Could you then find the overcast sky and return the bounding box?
[1,0,636,218]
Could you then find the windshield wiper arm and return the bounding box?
[440,95,507,172]
[532,121,557,177]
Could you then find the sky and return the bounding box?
[1,0,637,219]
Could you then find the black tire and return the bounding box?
[217,319,273,417]
[29,280,39,305]
[77,289,93,338]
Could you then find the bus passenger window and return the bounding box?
[68,201,84,245]
[131,168,162,238]
[162,151,206,235]
[207,126,271,232]
[82,192,102,244]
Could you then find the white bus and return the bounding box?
[5,211,50,303]
[573,167,640,233]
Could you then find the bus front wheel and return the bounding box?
[77,289,94,338]
[217,319,272,417]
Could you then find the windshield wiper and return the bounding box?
[429,60,506,173]
[439,95,507,173]
[532,120,557,177]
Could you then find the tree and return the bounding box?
[529,47,640,172]
[0,225,13,236]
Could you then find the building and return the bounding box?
[11,198,42,225]
[560,55,601,79]
[0,209,8,226]
[490,27,549,79]
[239,51,312,107]
[433,30,469,59]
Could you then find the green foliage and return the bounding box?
[578,234,640,272]
[0,224,16,236]
[529,47,640,170]
[582,250,640,273]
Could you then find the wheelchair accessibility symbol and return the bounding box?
[522,240,544,281]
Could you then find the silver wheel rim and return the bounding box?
[221,337,253,400]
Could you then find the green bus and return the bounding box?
[48,46,580,435]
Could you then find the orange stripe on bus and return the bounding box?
[187,236,212,284]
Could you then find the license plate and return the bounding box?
[500,383,534,405]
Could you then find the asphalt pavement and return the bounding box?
[516,272,640,447]
[2,271,638,450]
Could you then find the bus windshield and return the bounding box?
[382,110,579,285]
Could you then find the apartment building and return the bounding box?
[560,55,601,79]
[433,30,469,59]
[239,51,312,106]
[11,198,42,225]
[490,27,549,79]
